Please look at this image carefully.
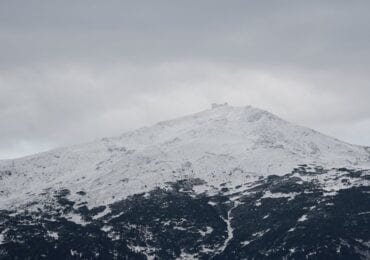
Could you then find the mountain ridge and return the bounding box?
[1,104,368,161]
[1,105,369,210]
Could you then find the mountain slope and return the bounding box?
[1,105,369,209]
[0,104,370,259]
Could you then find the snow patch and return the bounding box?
[262,191,299,200]
[252,228,270,238]
[199,226,213,237]
[241,240,252,246]
[298,215,308,222]
[92,206,111,220]
[66,213,90,226]
[47,231,59,240]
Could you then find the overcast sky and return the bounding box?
[1,1,370,159]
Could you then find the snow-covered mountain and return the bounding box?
[1,104,370,259]
[1,104,369,210]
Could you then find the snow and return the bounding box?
[294,168,370,196]
[358,211,370,215]
[108,233,120,241]
[208,201,217,206]
[176,251,197,260]
[65,213,90,226]
[252,228,270,237]
[199,226,213,237]
[298,215,308,222]
[127,244,156,260]
[70,249,80,257]
[216,201,240,255]
[47,231,59,240]
[101,225,113,232]
[241,240,252,246]
[0,233,4,245]
[262,191,299,200]
[173,226,187,231]
[0,105,369,210]
[92,207,111,220]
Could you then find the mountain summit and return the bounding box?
[1,105,369,209]
[1,105,370,259]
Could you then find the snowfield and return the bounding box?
[1,104,369,210]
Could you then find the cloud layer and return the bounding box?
[1,1,370,159]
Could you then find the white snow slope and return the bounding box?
[1,104,369,210]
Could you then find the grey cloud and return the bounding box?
[1,1,370,158]
[1,1,370,70]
